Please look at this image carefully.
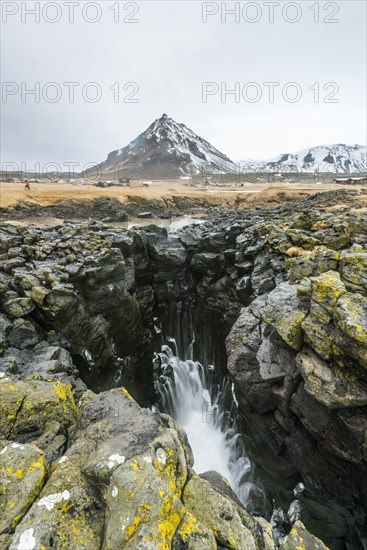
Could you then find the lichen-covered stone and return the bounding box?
[30,285,51,305]
[310,271,346,314]
[334,292,367,346]
[172,512,217,549]
[183,473,257,549]
[286,229,321,250]
[0,378,77,439]
[339,249,367,295]
[301,273,367,369]
[103,458,185,550]
[9,456,103,549]
[281,520,330,549]
[287,246,339,282]
[296,348,367,409]
[0,440,48,533]
[262,282,308,350]
[3,297,35,318]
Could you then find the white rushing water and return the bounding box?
[155,338,251,503]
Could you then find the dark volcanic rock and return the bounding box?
[1,198,367,549]
[225,208,367,548]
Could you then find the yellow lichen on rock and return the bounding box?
[172,512,217,549]
[281,521,330,550]
[0,441,48,532]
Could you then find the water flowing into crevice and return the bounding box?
[154,337,254,506]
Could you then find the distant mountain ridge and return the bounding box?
[91,115,366,179]
[238,144,367,174]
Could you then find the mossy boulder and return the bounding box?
[339,249,367,295]
[103,457,185,549]
[296,348,367,409]
[262,283,308,350]
[281,520,330,549]
[3,297,35,318]
[0,378,77,439]
[182,473,270,550]
[9,455,104,550]
[0,440,48,533]
[334,292,367,346]
[287,247,339,282]
[172,512,217,549]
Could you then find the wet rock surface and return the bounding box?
[1,194,367,548]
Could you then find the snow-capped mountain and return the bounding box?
[93,114,236,179]
[238,144,367,174]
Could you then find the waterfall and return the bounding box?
[154,337,253,506]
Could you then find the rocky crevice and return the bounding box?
[1,200,367,548]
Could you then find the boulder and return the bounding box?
[339,249,367,295]
[172,512,217,549]
[296,348,367,409]
[3,297,35,318]
[0,378,77,440]
[103,457,185,549]
[334,292,367,346]
[9,449,104,550]
[287,247,339,282]
[183,473,273,549]
[262,282,308,350]
[7,318,40,349]
[281,520,329,550]
[0,441,48,533]
[309,271,346,313]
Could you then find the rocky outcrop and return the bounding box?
[226,210,367,549]
[0,217,266,548]
[0,349,276,549]
[1,202,367,548]
[0,221,156,405]
[281,521,329,550]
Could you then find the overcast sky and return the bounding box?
[1,0,366,169]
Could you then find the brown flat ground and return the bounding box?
[0,180,366,210]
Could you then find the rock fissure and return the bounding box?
[1,200,367,548]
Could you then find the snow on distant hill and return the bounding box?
[90,115,366,180]
[238,144,367,174]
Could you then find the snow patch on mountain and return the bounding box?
[95,114,236,179]
[238,144,367,173]
[92,115,366,179]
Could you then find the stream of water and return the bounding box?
[155,337,252,505]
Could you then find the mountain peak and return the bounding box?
[97,114,236,179]
[156,113,171,126]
